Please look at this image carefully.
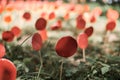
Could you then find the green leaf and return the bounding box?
[101,66,110,75]
[92,70,97,75]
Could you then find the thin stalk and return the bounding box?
[60,59,64,80]
[36,51,43,80]
[104,31,110,54]
[19,34,32,46]
[82,49,86,62]
[103,30,110,43]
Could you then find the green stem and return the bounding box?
[36,51,43,80]
[60,59,64,80]
[19,34,32,46]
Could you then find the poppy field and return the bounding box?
[0,0,120,80]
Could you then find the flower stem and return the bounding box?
[82,49,86,62]
[36,51,43,80]
[60,59,64,80]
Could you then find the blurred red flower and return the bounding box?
[76,15,86,29]
[4,15,12,23]
[77,33,88,49]
[0,43,6,58]
[50,20,62,30]
[32,33,42,51]
[83,4,90,12]
[0,58,16,80]
[23,12,31,21]
[64,12,69,20]
[90,16,96,23]
[48,12,56,20]
[106,21,116,31]
[76,15,83,21]
[76,17,86,30]
[2,31,14,42]
[11,26,21,37]
[84,26,94,37]
[55,36,77,58]
[106,9,119,20]
[35,17,47,30]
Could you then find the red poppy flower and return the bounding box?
[0,58,16,80]
[35,17,47,30]
[84,26,94,37]
[23,12,31,21]
[64,12,69,20]
[4,15,12,23]
[2,31,14,42]
[0,43,6,58]
[76,18,86,30]
[106,9,119,20]
[32,33,42,51]
[48,12,56,20]
[38,29,48,42]
[50,20,62,30]
[55,36,77,58]
[11,26,21,37]
[90,16,96,23]
[77,33,88,49]
[76,15,83,21]
[106,21,116,31]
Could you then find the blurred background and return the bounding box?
[0,0,120,80]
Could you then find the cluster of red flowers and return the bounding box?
[32,17,47,51]
[2,26,21,42]
[54,6,119,60]
[0,1,119,79]
[55,26,93,59]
